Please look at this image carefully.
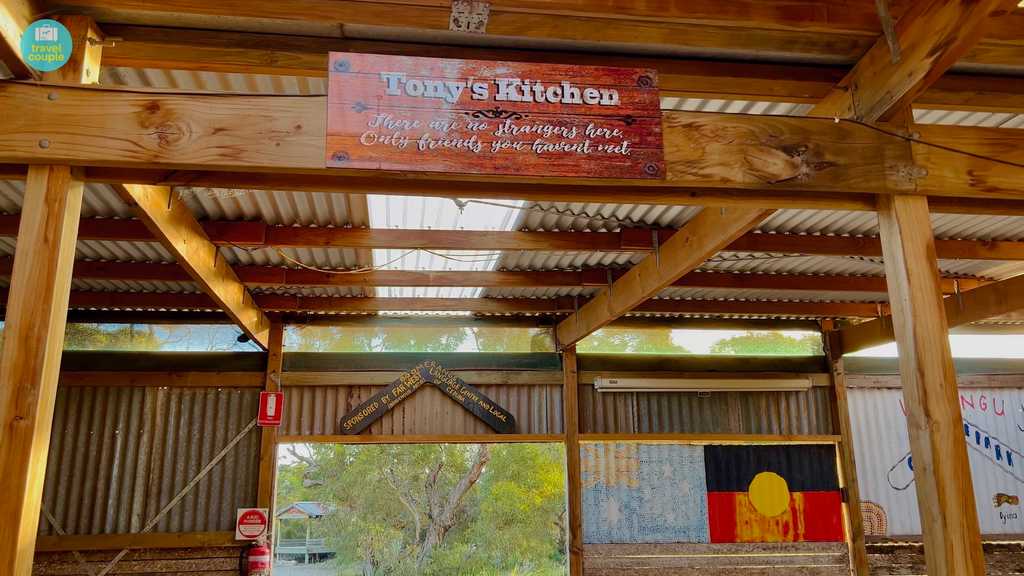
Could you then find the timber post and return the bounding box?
[0,15,102,576]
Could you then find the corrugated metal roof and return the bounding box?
[0,180,135,218]
[368,195,524,298]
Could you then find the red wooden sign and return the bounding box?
[257,391,283,427]
[326,53,664,178]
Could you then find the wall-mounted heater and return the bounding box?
[592,377,813,393]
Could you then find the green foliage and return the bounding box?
[276,443,567,575]
[63,323,165,350]
[708,331,822,356]
[578,328,690,354]
[288,325,556,353]
[469,328,555,353]
[289,326,469,353]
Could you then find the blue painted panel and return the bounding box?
[580,442,709,543]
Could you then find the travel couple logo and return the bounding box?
[20,19,73,72]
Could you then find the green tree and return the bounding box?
[275,443,567,575]
[63,323,165,350]
[709,331,822,355]
[289,325,469,352]
[577,328,690,354]
[470,327,555,352]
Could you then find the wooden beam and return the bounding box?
[0,256,984,294]
[875,193,983,575]
[563,347,583,576]
[840,269,1024,354]
[40,0,1024,68]
[257,322,283,511]
[0,18,99,576]
[113,184,271,348]
[822,325,868,576]
[92,24,1024,113]
[556,207,773,346]
[0,84,975,200]
[812,0,1016,121]
[3,213,1024,260]
[0,166,84,576]
[8,288,887,318]
[0,0,38,79]
[34,531,239,552]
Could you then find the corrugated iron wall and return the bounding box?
[846,375,1024,538]
[579,387,834,435]
[39,385,260,536]
[281,381,563,436]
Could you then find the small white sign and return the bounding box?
[235,507,269,540]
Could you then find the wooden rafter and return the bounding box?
[112,183,271,348]
[87,24,1024,113]
[0,0,38,79]
[2,215,1021,260]
[0,289,886,318]
[4,85,1024,203]
[812,0,1017,121]
[0,256,987,295]
[840,271,1024,355]
[6,165,1024,216]
[555,207,774,346]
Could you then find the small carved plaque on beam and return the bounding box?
[450,1,490,33]
[339,361,517,434]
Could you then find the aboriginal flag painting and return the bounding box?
[704,445,845,543]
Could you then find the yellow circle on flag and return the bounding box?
[748,471,791,517]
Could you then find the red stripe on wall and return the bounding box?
[707,491,844,543]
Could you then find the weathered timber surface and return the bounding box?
[866,541,1024,575]
[584,542,848,575]
[33,546,243,575]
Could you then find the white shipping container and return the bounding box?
[849,386,1024,537]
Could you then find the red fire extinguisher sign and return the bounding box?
[258,391,284,427]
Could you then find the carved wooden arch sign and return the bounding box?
[339,360,516,434]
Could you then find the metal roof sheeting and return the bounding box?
[579,387,834,435]
[40,385,259,535]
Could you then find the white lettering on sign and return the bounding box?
[379,72,620,106]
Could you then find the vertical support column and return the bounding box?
[563,347,583,575]
[257,322,285,509]
[0,166,85,575]
[823,323,869,576]
[877,194,983,575]
[0,16,101,576]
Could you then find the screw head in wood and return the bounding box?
[38,139,50,149]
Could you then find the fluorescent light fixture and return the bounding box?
[593,377,813,393]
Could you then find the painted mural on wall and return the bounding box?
[580,442,845,544]
[849,387,1024,536]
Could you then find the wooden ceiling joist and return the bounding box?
[89,24,1024,113]
[112,184,271,348]
[3,85,1024,204]
[812,0,1018,122]
[840,271,1024,354]
[555,207,774,347]
[2,214,1023,260]
[40,0,1024,69]
[12,289,884,318]
[0,256,985,295]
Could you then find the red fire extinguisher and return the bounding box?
[240,538,272,575]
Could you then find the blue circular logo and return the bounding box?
[21,19,73,72]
